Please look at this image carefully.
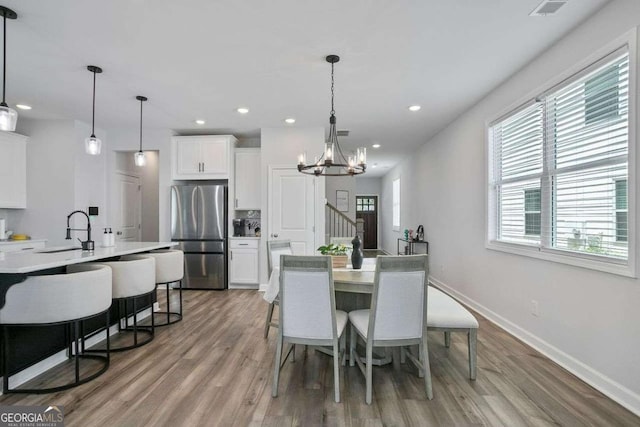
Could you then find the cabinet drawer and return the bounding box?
[229,239,258,249]
[0,241,46,253]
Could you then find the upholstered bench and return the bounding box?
[427,286,479,380]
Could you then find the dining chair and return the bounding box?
[348,254,432,404]
[264,239,293,338]
[272,255,348,403]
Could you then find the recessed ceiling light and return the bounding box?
[372,144,381,148]
[408,105,421,112]
[284,118,296,124]
[195,119,205,125]
[16,104,31,110]
[237,107,249,114]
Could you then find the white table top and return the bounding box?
[0,241,177,274]
[264,259,376,303]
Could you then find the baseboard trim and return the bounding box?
[2,307,153,393]
[428,276,640,417]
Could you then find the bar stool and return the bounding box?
[82,255,156,352]
[145,249,184,326]
[0,264,112,394]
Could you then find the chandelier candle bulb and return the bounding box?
[298,152,306,165]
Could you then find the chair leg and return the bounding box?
[333,341,340,403]
[349,324,356,367]
[166,283,171,325]
[272,333,284,397]
[365,342,373,405]
[444,331,451,348]
[74,321,80,384]
[400,346,406,364]
[469,328,477,380]
[340,331,347,366]
[264,303,275,339]
[420,338,433,400]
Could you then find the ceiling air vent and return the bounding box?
[530,0,567,16]
[337,130,350,137]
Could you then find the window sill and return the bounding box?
[485,240,636,278]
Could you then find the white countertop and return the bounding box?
[0,238,48,246]
[0,241,176,274]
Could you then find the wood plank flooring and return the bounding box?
[0,289,638,426]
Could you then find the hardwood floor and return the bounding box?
[1,289,638,426]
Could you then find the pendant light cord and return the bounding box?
[139,98,143,152]
[91,70,96,136]
[1,13,7,107]
[330,61,335,116]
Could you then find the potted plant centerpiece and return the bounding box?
[317,243,349,268]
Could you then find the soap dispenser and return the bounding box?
[102,228,109,247]
[108,228,115,247]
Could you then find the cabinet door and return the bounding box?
[175,140,202,176]
[200,138,229,177]
[0,133,27,208]
[229,249,259,284]
[235,150,261,210]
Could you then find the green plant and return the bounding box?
[317,243,348,256]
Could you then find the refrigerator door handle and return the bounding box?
[230,250,232,260]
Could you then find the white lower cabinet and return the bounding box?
[229,238,259,287]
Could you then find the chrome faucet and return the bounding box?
[66,210,94,251]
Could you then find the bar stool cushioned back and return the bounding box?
[145,249,184,326]
[0,264,112,394]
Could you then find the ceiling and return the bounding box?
[3,0,610,176]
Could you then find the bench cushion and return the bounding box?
[427,287,478,329]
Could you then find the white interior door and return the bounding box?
[114,172,141,242]
[269,167,316,254]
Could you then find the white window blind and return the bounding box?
[489,47,630,265]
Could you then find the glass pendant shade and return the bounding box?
[0,105,16,131]
[134,151,146,167]
[85,135,102,155]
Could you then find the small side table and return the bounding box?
[397,238,429,255]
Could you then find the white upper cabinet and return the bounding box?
[0,132,27,208]
[172,135,237,180]
[234,149,261,210]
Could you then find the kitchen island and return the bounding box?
[0,241,176,385]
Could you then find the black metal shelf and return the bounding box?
[397,238,429,255]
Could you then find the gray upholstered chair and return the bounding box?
[0,264,112,393]
[272,255,347,403]
[348,255,432,404]
[145,249,184,326]
[264,239,293,338]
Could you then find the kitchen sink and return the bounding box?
[36,246,83,254]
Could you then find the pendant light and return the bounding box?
[0,6,17,131]
[297,54,366,176]
[134,95,147,167]
[85,65,103,155]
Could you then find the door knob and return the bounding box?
[271,233,279,238]
[116,231,123,236]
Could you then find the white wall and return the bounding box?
[325,176,356,222]
[355,177,381,196]
[8,119,107,246]
[107,127,174,241]
[379,0,640,414]
[260,127,326,284]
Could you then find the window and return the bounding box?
[488,45,632,274]
[392,178,400,231]
[524,188,541,236]
[356,197,376,212]
[615,179,627,242]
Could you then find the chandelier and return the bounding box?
[298,55,366,176]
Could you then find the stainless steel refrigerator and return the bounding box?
[171,184,227,289]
